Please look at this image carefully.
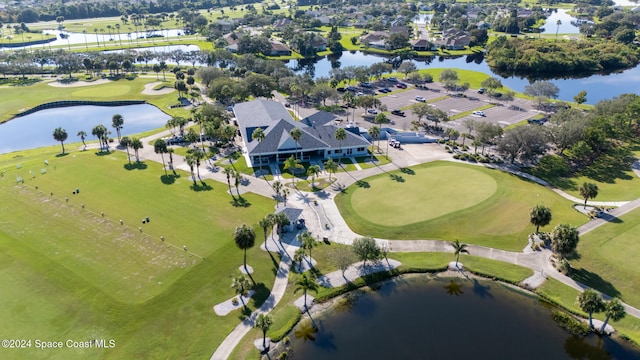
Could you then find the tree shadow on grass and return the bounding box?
[190,181,212,191]
[355,180,369,188]
[94,150,112,156]
[580,148,635,184]
[399,167,415,175]
[160,173,180,185]
[231,196,251,207]
[124,162,147,170]
[389,174,405,182]
[251,283,270,308]
[570,267,621,298]
[55,152,70,158]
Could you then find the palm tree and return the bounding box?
[77,130,87,150]
[231,275,251,310]
[530,205,552,233]
[82,29,88,49]
[94,28,100,47]
[232,168,243,197]
[193,149,205,179]
[601,298,626,333]
[52,127,68,154]
[323,158,338,181]
[273,212,290,240]
[120,136,132,164]
[259,214,275,250]
[306,165,321,188]
[154,139,168,175]
[234,224,256,273]
[111,114,124,142]
[251,127,266,169]
[290,127,303,160]
[130,137,143,162]
[298,230,317,261]
[294,273,318,312]
[185,154,197,185]
[223,166,235,198]
[368,125,380,159]
[283,155,303,186]
[334,127,347,164]
[577,289,604,329]
[272,180,283,203]
[556,19,562,39]
[451,239,469,267]
[579,182,599,209]
[254,314,273,351]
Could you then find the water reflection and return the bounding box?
[443,279,464,296]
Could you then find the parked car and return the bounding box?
[360,82,372,88]
[378,88,390,93]
[387,77,398,82]
[415,96,426,102]
[367,109,379,114]
[396,83,407,89]
[472,111,486,117]
[391,109,405,116]
[346,86,357,92]
[477,88,486,94]
[337,87,346,92]
[356,92,365,96]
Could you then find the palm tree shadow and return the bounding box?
[251,283,270,307]
[94,150,112,156]
[472,279,493,298]
[190,181,212,191]
[399,167,415,175]
[124,162,147,170]
[55,153,70,158]
[231,197,251,207]
[160,173,180,185]
[356,180,370,188]
[389,174,405,182]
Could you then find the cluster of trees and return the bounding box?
[577,290,626,333]
[486,37,640,78]
[577,6,640,43]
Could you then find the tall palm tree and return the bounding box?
[223,166,235,198]
[232,168,243,197]
[298,230,317,261]
[556,19,562,39]
[185,154,197,185]
[251,127,266,169]
[451,239,469,267]
[577,289,604,329]
[284,155,303,186]
[601,298,626,333]
[334,127,347,164]
[273,212,290,240]
[193,149,205,179]
[234,224,256,273]
[82,29,88,49]
[154,139,168,175]
[579,182,599,209]
[289,127,303,160]
[530,205,552,233]
[323,158,338,181]
[120,136,132,164]
[259,214,275,250]
[111,114,124,142]
[77,130,87,150]
[130,137,143,162]
[306,165,320,188]
[254,314,273,350]
[272,180,283,203]
[94,28,100,46]
[231,275,251,310]
[368,125,380,159]
[52,127,68,154]
[294,273,318,312]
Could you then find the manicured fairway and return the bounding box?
[350,165,497,226]
[572,207,640,308]
[336,161,587,251]
[0,148,277,359]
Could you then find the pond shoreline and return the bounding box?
[14,99,147,118]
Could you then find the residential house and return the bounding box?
[233,100,370,166]
[435,29,471,50]
[411,38,435,51]
[268,41,292,56]
[360,31,389,49]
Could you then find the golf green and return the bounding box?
[72,85,132,97]
[350,165,497,226]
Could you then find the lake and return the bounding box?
[0,104,170,154]
[289,276,640,359]
[287,52,640,104]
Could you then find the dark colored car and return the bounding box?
[391,109,405,116]
[396,83,407,89]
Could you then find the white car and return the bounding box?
[367,109,379,115]
[472,111,486,117]
[415,96,426,102]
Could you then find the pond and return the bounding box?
[289,276,640,359]
[0,104,170,154]
[540,9,582,35]
[286,52,640,104]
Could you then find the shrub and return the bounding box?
[551,310,590,336]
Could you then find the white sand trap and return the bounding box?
[142,81,175,95]
[48,79,111,87]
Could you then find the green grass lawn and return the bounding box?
[0,77,190,123]
[571,207,640,308]
[335,161,587,251]
[0,147,278,359]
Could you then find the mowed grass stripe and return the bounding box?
[336,161,587,251]
[350,165,497,226]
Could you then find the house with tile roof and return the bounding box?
[233,100,371,166]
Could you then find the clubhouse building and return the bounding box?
[233,100,370,167]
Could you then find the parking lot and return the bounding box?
[353,82,542,133]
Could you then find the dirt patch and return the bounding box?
[142,81,175,95]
